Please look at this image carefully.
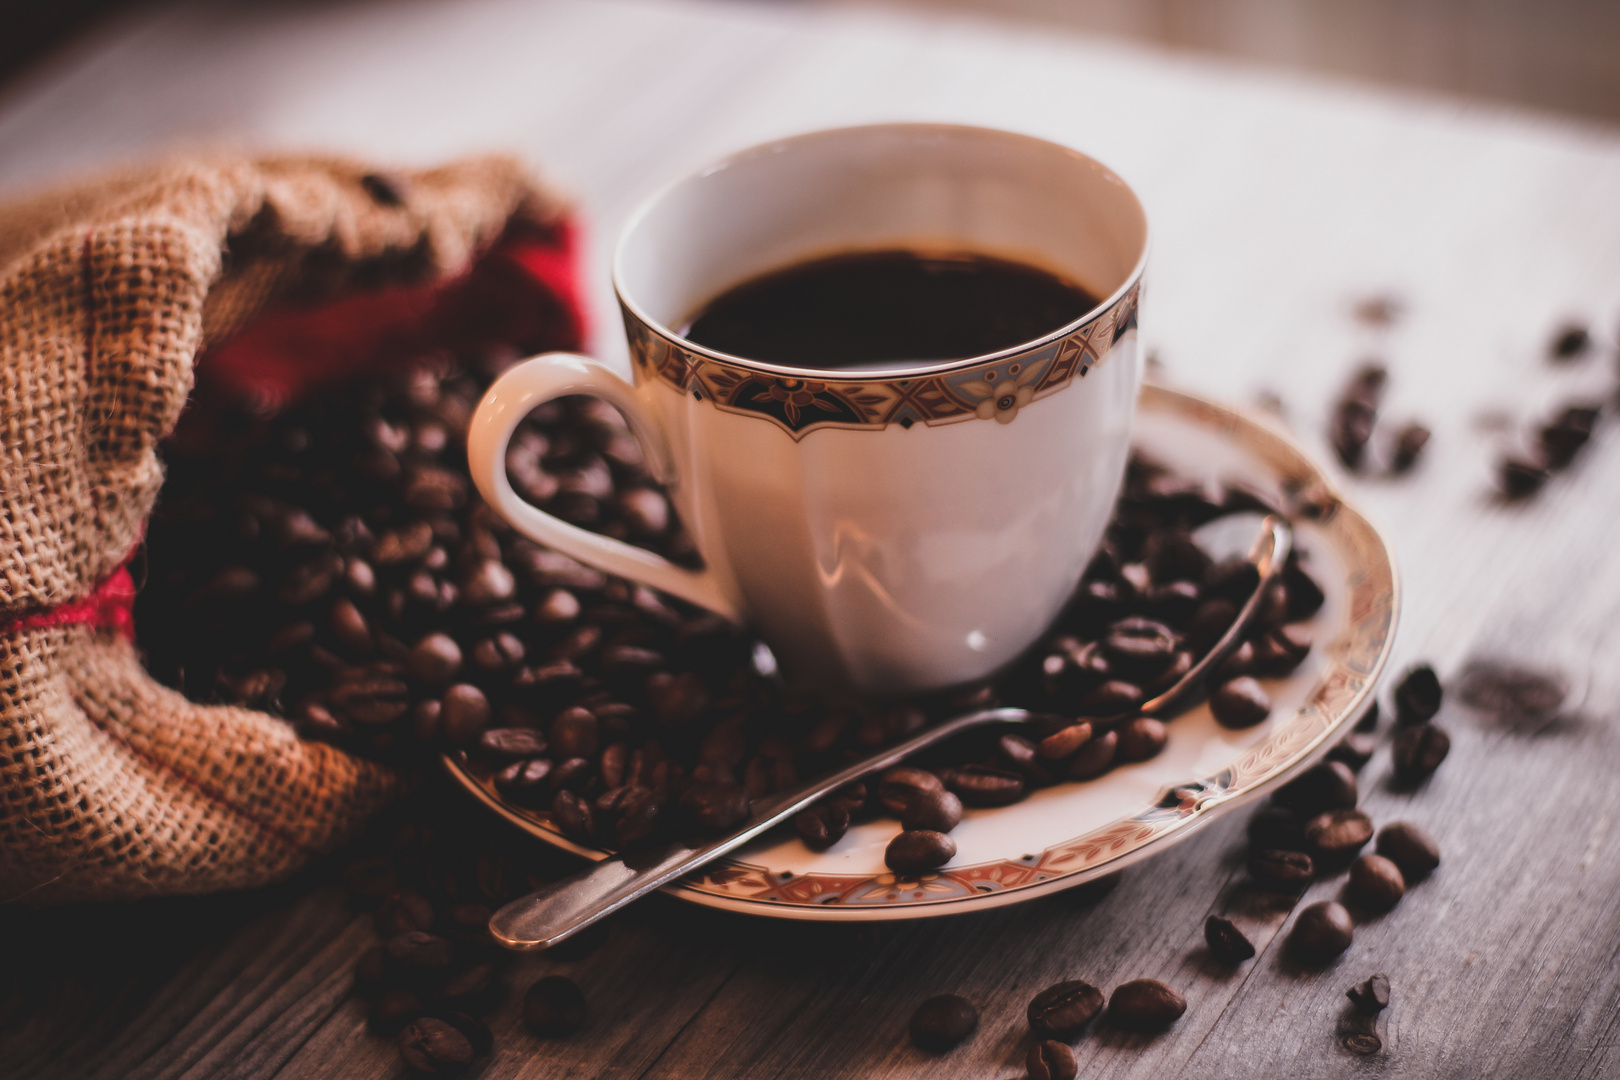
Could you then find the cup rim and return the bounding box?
[611,122,1151,383]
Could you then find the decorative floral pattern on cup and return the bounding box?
[625,282,1140,438]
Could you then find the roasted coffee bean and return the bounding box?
[1376,821,1440,879]
[1283,560,1326,621]
[410,633,463,684]
[384,931,455,987]
[611,785,663,848]
[1390,423,1431,473]
[1027,979,1104,1039]
[1349,854,1406,909]
[441,963,501,1014]
[1392,723,1450,783]
[1102,617,1178,679]
[1551,323,1591,358]
[885,830,956,875]
[331,598,373,652]
[1107,979,1186,1030]
[908,994,979,1052]
[1305,808,1374,863]
[523,975,587,1036]
[370,987,427,1035]
[647,671,710,727]
[551,790,595,842]
[1499,457,1549,498]
[1204,915,1255,965]
[534,588,581,623]
[1252,625,1312,677]
[1215,639,1254,680]
[477,727,547,760]
[1289,901,1354,965]
[902,788,964,833]
[550,756,593,793]
[1327,732,1377,771]
[494,758,552,806]
[877,767,945,816]
[1273,761,1358,816]
[1067,729,1118,780]
[442,902,494,946]
[1027,1039,1077,1080]
[998,733,1057,784]
[376,890,435,937]
[1211,676,1270,728]
[440,1011,494,1057]
[1394,664,1443,725]
[1249,848,1314,891]
[1248,806,1305,851]
[618,488,670,535]
[1184,597,1239,651]
[471,632,525,671]
[945,764,1025,807]
[681,780,751,831]
[795,803,851,851]
[1078,679,1143,717]
[330,671,410,726]
[1354,699,1381,733]
[1347,973,1391,1016]
[1037,722,1093,761]
[1116,716,1167,762]
[440,684,490,744]
[550,706,600,759]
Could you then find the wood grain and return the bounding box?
[3,1,1620,1077]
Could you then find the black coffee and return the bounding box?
[680,249,1099,368]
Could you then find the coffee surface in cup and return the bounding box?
[680,249,1099,368]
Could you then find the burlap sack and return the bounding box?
[0,153,574,903]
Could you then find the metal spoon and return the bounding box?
[488,512,1291,951]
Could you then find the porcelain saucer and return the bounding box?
[444,384,1398,921]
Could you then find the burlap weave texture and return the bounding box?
[0,153,568,902]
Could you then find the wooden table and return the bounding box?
[5,2,1620,1077]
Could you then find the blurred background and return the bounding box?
[6,0,1618,127]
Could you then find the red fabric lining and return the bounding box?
[2,564,136,641]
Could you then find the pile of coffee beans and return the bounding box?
[136,345,1327,872]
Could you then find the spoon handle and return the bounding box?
[487,707,1036,950]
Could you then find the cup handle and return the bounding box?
[467,352,741,624]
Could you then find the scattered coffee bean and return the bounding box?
[1376,821,1440,879]
[886,830,956,875]
[410,633,463,684]
[1204,915,1255,965]
[376,890,435,937]
[1344,1032,1382,1055]
[1116,716,1168,762]
[1067,729,1119,780]
[1274,761,1358,816]
[902,788,964,833]
[681,781,751,831]
[909,994,979,1052]
[1394,664,1442,725]
[396,1016,475,1075]
[1330,364,1386,470]
[1305,808,1374,863]
[523,975,586,1036]
[1211,677,1270,728]
[1249,848,1314,891]
[1347,973,1391,1016]
[477,727,546,760]
[1288,901,1354,965]
[1027,979,1104,1039]
[1392,723,1451,784]
[1102,617,1179,679]
[1551,323,1590,359]
[1027,1039,1078,1080]
[1390,422,1431,473]
[795,803,851,851]
[1107,979,1186,1030]
[1037,722,1093,761]
[440,684,490,744]
[1349,854,1406,909]
[1326,732,1377,771]
[877,767,944,816]
[1499,457,1550,498]
[551,790,595,843]
[1354,699,1381,734]
[944,764,1025,807]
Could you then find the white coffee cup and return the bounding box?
[468,123,1148,696]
